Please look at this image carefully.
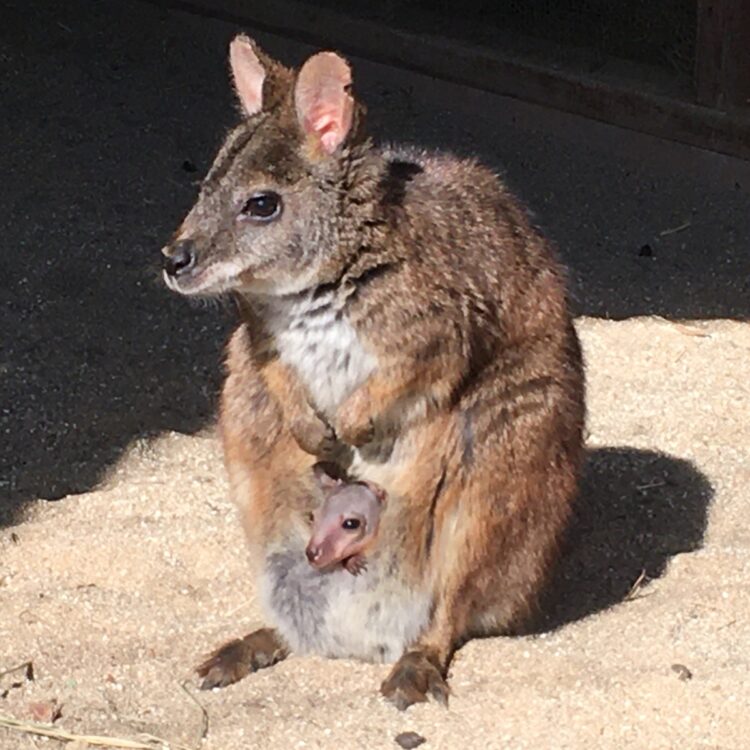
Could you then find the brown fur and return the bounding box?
[164,36,585,708]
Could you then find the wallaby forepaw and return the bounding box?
[290,413,338,457]
[336,388,377,447]
[380,650,450,710]
[337,414,375,448]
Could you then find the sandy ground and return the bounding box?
[2,0,750,748]
[2,317,749,749]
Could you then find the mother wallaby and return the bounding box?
[162,36,585,709]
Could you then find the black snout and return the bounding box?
[163,240,196,277]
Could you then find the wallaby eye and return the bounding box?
[240,191,282,221]
[342,518,361,531]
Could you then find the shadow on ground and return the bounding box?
[0,0,742,523]
[531,447,712,632]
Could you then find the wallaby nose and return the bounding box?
[306,544,321,564]
[163,240,196,277]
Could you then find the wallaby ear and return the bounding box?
[229,35,266,117]
[312,462,343,493]
[295,52,354,155]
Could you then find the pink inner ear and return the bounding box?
[305,109,341,153]
[229,35,266,117]
[295,52,354,155]
[309,112,340,153]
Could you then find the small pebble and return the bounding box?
[28,699,62,724]
[395,731,426,748]
[671,663,692,681]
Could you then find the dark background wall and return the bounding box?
[0,0,747,525]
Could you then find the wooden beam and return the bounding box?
[696,0,750,109]
[149,0,750,160]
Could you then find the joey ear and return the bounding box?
[294,52,354,155]
[363,481,387,505]
[312,462,343,493]
[229,35,266,117]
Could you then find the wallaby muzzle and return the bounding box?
[162,239,196,279]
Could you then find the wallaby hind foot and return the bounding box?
[196,628,288,690]
[380,649,450,710]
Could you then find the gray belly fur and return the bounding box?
[259,540,431,663]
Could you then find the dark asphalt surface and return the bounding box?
[1,0,748,521]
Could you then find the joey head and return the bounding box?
[306,463,386,576]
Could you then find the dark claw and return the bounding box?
[197,638,250,690]
[428,671,450,706]
[344,555,367,576]
[315,422,339,456]
[196,628,288,690]
[380,650,450,710]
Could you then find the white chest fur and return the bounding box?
[265,291,377,417]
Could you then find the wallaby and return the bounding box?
[162,36,586,709]
[306,463,386,576]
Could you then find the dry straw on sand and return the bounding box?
[0,712,165,748]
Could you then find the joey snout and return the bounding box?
[305,539,331,568]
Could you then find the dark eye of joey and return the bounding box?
[240,191,282,222]
[342,518,361,531]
